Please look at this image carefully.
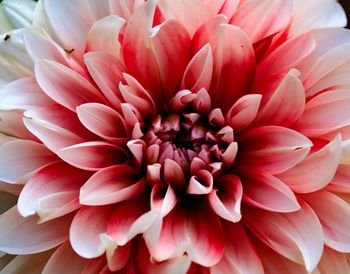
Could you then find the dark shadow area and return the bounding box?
[340,0,350,28]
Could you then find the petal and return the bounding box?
[244,199,324,272]
[108,0,144,21]
[238,126,312,174]
[208,174,242,222]
[80,165,146,206]
[163,159,187,192]
[254,70,305,127]
[151,203,224,267]
[23,104,90,152]
[43,241,88,274]
[0,207,72,254]
[106,198,161,246]
[0,139,56,184]
[301,190,350,252]
[70,206,112,258]
[291,0,347,36]
[327,163,350,193]
[58,141,128,171]
[0,77,53,110]
[44,0,95,51]
[151,183,177,217]
[317,246,350,274]
[77,103,128,144]
[85,15,125,58]
[186,170,213,195]
[2,0,35,28]
[35,60,105,112]
[225,94,262,133]
[181,44,213,93]
[240,170,300,213]
[157,0,211,37]
[211,223,263,274]
[84,52,124,111]
[295,90,350,138]
[231,0,293,44]
[277,135,342,193]
[17,162,90,220]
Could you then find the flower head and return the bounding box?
[1,0,350,273]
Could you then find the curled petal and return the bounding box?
[151,183,177,217]
[58,141,128,171]
[187,170,213,195]
[277,135,342,193]
[208,174,242,222]
[80,165,146,206]
[163,159,187,192]
[225,94,262,133]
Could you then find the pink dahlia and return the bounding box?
[1,0,350,273]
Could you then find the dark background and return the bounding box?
[340,0,350,28]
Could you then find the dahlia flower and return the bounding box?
[1,0,350,273]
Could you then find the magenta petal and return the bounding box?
[80,165,146,206]
[58,141,128,171]
[151,183,177,217]
[187,170,213,195]
[244,199,324,273]
[163,159,187,192]
[277,135,342,193]
[208,174,242,222]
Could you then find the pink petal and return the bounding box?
[80,165,146,206]
[187,170,213,195]
[150,203,224,267]
[106,243,130,272]
[108,0,144,21]
[43,241,88,274]
[238,126,312,174]
[181,44,213,93]
[77,103,128,144]
[0,77,53,110]
[23,104,90,152]
[317,246,350,274]
[106,198,160,246]
[35,60,105,112]
[231,0,293,43]
[0,207,72,254]
[70,206,112,258]
[302,190,350,252]
[295,90,350,138]
[327,163,350,193]
[254,70,305,127]
[58,141,128,171]
[225,94,262,133]
[199,23,255,111]
[84,52,124,111]
[157,0,211,37]
[85,15,125,58]
[0,139,56,184]
[211,223,263,274]
[24,29,84,75]
[18,162,90,221]
[254,32,316,86]
[44,0,95,51]
[277,135,342,193]
[208,174,242,222]
[240,170,300,213]
[151,183,177,217]
[244,200,324,272]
